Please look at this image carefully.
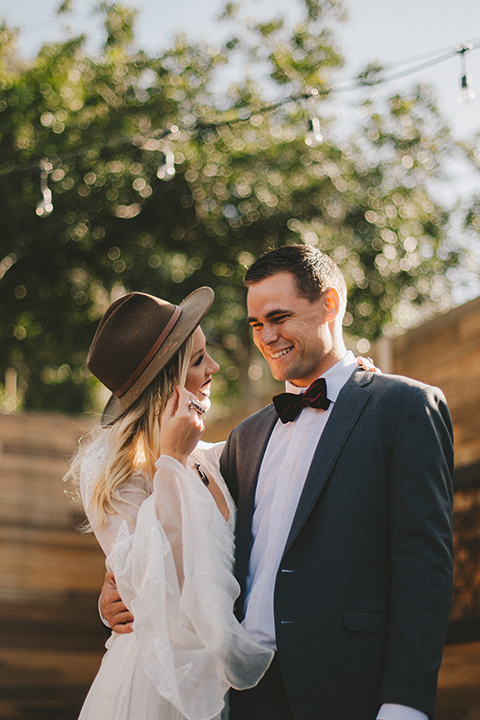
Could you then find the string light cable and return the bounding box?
[1,36,479,213]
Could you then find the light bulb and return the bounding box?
[305,116,323,146]
[157,149,175,181]
[36,188,54,216]
[457,45,475,103]
[459,74,475,103]
[36,161,54,216]
[305,95,323,147]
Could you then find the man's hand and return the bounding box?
[100,571,134,634]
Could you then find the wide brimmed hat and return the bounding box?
[87,287,214,427]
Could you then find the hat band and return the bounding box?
[114,305,182,398]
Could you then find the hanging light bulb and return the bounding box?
[459,73,475,102]
[36,159,54,217]
[457,45,475,103]
[305,91,323,147]
[156,145,176,181]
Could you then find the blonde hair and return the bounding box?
[65,335,193,530]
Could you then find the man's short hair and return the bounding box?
[244,244,347,308]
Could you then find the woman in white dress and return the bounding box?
[66,288,273,720]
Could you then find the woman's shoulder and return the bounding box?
[80,437,109,476]
[78,438,110,508]
[193,440,226,464]
[196,439,226,451]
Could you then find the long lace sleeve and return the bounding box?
[79,442,150,558]
[80,443,272,720]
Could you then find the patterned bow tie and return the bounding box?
[273,377,331,424]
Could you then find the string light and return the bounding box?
[156,145,176,180]
[457,44,475,102]
[1,37,478,215]
[305,90,323,146]
[35,159,53,217]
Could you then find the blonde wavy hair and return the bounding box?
[65,335,193,530]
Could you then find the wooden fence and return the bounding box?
[1,294,480,718]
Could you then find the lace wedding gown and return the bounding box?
[78,440,272,720]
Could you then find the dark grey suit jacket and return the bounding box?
[220,368,454,720]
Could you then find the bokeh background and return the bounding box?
[0,0,480,717]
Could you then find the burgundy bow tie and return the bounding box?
[273,378,331,424]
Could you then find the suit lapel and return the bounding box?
[283,370,372,555]
[237,404,278,526]
[234,404,278,601]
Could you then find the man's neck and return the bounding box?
[289,347,348,388]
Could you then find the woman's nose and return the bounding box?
[208,355,220,375]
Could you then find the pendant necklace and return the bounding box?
[194,462,210,486]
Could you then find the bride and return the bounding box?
[65,288,273,720]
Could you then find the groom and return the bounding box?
[102,245,454,720]
[221,245,453,720]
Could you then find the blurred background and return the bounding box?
[0,0,479,717]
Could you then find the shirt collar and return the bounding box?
[285,351,357,402]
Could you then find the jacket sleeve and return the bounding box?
[378,383,454,716]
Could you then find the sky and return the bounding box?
[1,0,480,141]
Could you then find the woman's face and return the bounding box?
[185,326,220,411]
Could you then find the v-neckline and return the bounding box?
[191,459,230,523]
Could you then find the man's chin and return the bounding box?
[268,365,291,383]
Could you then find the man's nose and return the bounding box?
[261,324,279,344]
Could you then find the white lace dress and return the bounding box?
[77,440,272,720]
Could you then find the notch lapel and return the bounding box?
[234,404,278,602]
[236,404,278,526]
[283,370,373,555]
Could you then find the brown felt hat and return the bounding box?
[87,287,214,427]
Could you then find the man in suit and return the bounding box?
[101,244,454,720]
[221,244,453,720]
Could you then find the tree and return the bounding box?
[0,0,466,417]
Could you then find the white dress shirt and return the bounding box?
[242,351,427,720]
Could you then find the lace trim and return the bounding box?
[144,524,175,596]
[152,639,193,703]
[81,442,109,509]
[108,519,135,595]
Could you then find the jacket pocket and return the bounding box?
[343,609,389,634]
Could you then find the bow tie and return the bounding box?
[273,378,331,424]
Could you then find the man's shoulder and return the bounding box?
[225,402,276,448]
[351,368,448,405]
[235,402,275,430]
[221,403,276,481]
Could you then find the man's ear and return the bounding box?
[323,287,341,322]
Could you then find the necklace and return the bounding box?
[194,462,210,486]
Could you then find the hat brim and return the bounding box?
[100,286,214,427]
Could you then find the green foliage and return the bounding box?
[0,0,467,415]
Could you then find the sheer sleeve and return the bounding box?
[79,441,149,558]
[80,443,272,720]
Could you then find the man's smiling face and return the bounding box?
[247,271,338,387]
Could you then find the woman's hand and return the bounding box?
[159,386,205,466]
[356,356,382,373]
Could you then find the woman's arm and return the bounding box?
[96,386,206,629]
